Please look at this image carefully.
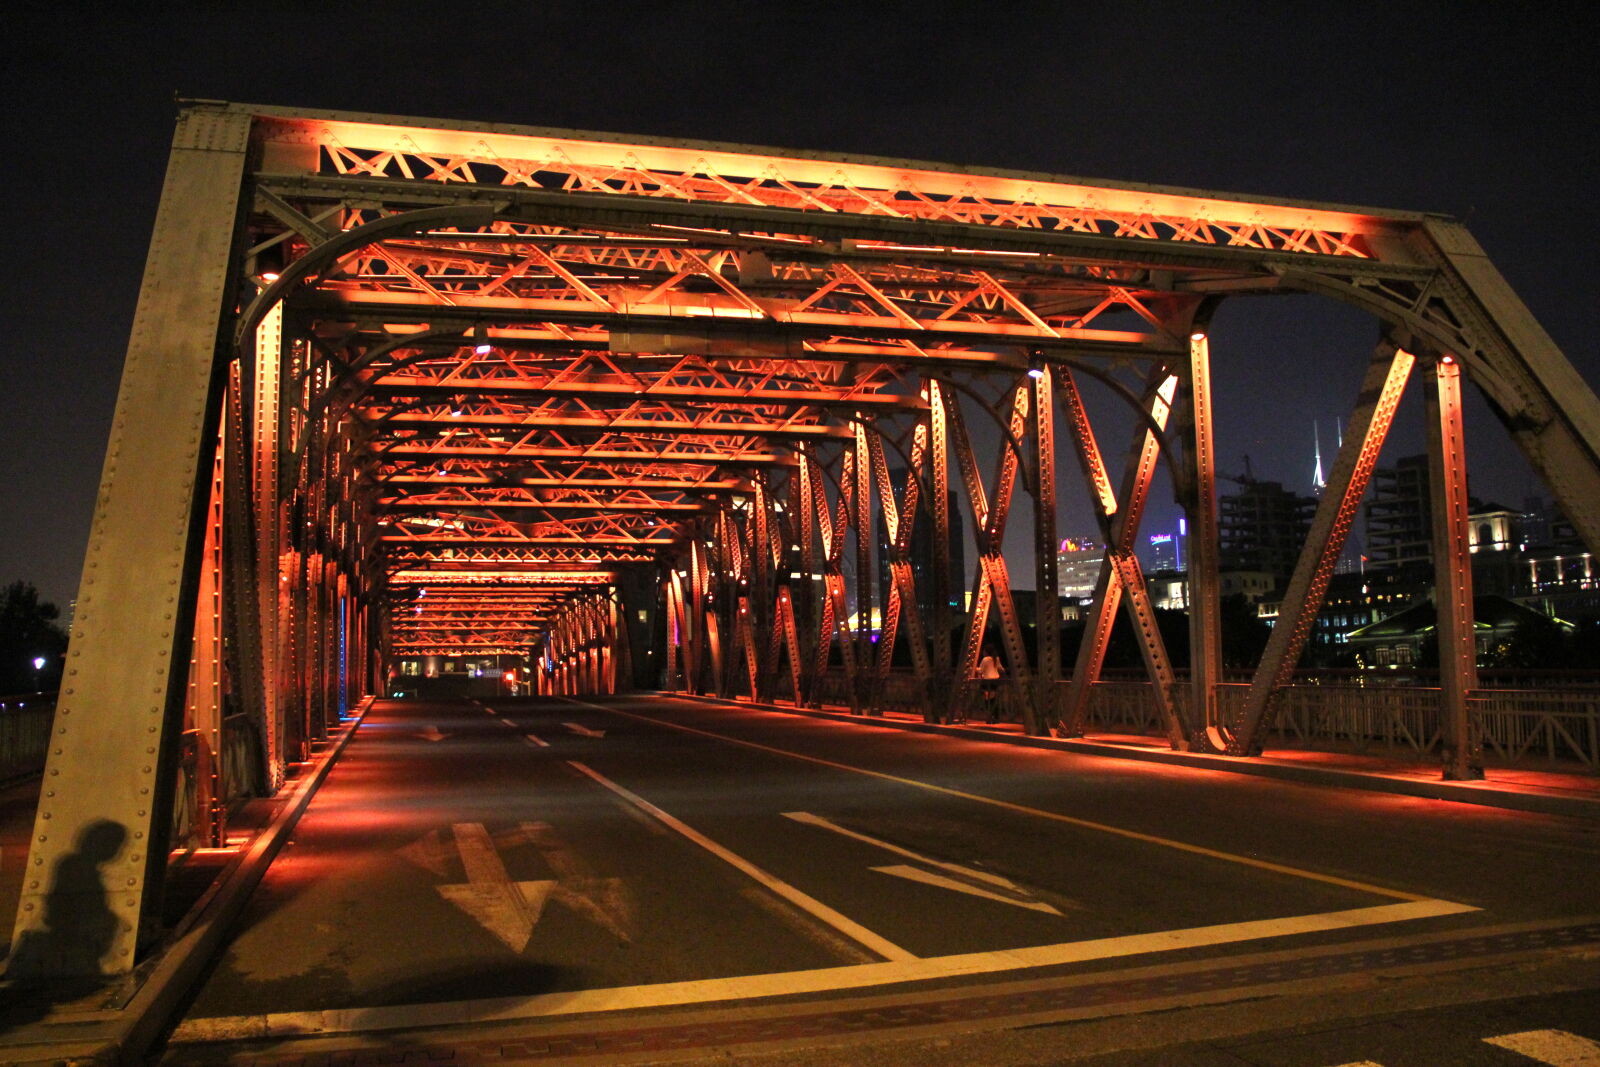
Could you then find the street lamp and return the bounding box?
[32,655,46,690]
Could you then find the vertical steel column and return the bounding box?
[750,474,776,702]
[8,105,251,976]
[793,452,820,703]
[185,414,227,847]
[251,304,284,789]
[1427,355,1484,780]
[926,380,954,719]
[1031,366,1059,735]
[1234,343,1415,754]
[853,422,875,686]
[1183,331,1224,750]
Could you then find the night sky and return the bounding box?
[3,3,1596,612]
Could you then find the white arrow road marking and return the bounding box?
[564,722,606,738]
[397,828,451,876]
[1486,1029,1600,1065]
[520,821,636,943]
[415,725,448,742]
[868,865,1062,914]
[783,811,1066,915]
[437,822,555,952]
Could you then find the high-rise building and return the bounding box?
[1365,454,1432,575]
[1220,479,1315,583]
[1148,530,1180,572]
[1056,537,1104,602]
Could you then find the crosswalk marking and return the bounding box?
[1485,1029,1600,1066]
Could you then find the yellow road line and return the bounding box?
[169,898,1477,1042]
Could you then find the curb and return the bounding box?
[0,696,374,1066]
[691,695,1600,822]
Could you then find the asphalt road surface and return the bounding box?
[161,694,1600,1064]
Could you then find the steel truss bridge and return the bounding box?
[16,102,1600,977]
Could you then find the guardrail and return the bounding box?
[1082,680,1600,772]
[803,673,1600,772]
[0,691,56,782]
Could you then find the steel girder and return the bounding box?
[18,100,1600,978]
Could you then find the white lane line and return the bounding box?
[576,696,1437,904]
[169,898,1475,1043]
[783,811,1063,914]
[566,760,915,963]
[1485,1029,1600,1065]
[523,733,549,748]
[564,722,606,738]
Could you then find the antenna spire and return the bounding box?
[1312,420,1326,492]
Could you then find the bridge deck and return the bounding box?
[156,694,1599,1057]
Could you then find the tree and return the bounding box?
[0,581,68,692]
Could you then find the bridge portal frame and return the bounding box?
[11,101,1600,977]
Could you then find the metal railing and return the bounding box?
[1084,679,1600,771]
[0,691,55,782]
[804,672,1600,773]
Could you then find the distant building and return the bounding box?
[1147,528,1181,572]
[1057,537,1104,602]
[1256,570,1429,663]
[1363,454,1535,592]
[1220,478,1315,583]
[1148,570,1187,611]
[1345,594,1571,670]
[1219,570,1277,603]
[1365,454,1433,576]
[1520,494,1598,617]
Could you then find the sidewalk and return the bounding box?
[725,699,1600,821]
[0,700,372,1066]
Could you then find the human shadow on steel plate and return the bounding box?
[0,818,130,1033]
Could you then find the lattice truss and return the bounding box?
[235,106,1600,751]
[20,104,1600,977]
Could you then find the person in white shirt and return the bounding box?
[976,648,1003,723]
